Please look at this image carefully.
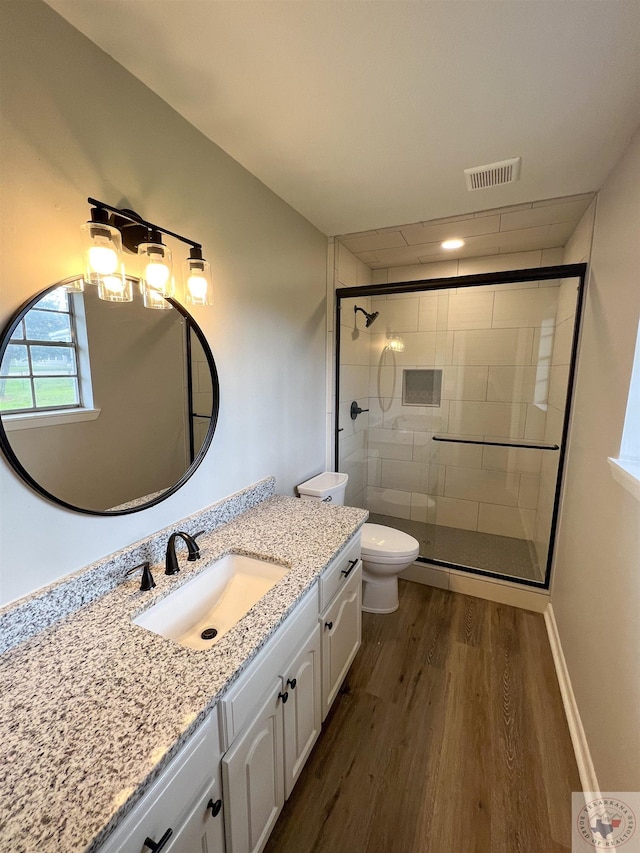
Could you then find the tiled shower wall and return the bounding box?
[365,281,572,542]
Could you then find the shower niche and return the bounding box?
[335,264,586,587]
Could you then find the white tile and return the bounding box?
[541,247,564,266]
[386,261,458,282]
[436,291,450,330]
[366,486,411,519]
[368,457,381,487]
[500,199,592,231]
[548,365,569,410]
[543,405,564,445]
[343,458,368,501]
[401,215,501,246]
[400,563,450,590]
[381,459,429,493]
[458,251,542,276]
[523,404,547,440]
[477,504,536,539]
[532,193,594,208]
[441,365,488,401]
[487,366,540,402]
[518,473,540,510]
[448,400,527,438]
[339,365,370,403]
[551,317,574,365]
[556,278,579,324]
[340,324,371,366]
[371,269,388,284]
[435,331,455,365]
[473,203,532,217]
[370,364,403,399]
[481,445,542,474]
[376,296,420,334]
[418,295,438,331]
[452,327,534,366]
[447,291,494,330]
[410,492,433,523]
[392,331,438,365]
[428,463,446,498]
[492,287,559,329]
[429,436,484,468]
[356,260,373,286]
[435,496,479,531]
[337,243,358,286]
[341,231,407,254]
[444,466,520,506]
[369,428,414,461]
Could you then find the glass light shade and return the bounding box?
[97,267,133,302]
[63,278,85,293]
[81,221,123,284]
[143,280,173,310]
[138,241,172,295]
[183,257,212,307]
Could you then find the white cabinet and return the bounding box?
[99,713,224,853]
[320,561,362,721]
[282,624,322,799]
[222,681,285,853]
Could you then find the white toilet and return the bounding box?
[297,472,420,614]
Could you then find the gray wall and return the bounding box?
[552,128,640,789]
[0,0,327,603]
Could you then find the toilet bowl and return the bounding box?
[360,523,420,614]
[297,472,420,614]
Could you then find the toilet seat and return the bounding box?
[361,523,420,561]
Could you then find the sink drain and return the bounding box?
[201,627,218,641]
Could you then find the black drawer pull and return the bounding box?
[325,621,333,630]
[144,829,173,852]
[341,558,358,578]
[207,798,222,817]
[278,690,289,704]
[287,678,297,690]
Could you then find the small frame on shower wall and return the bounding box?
[402,369,442,407]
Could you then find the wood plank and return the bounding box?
[264,581,579,853]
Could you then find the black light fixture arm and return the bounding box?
[87,197,202,251]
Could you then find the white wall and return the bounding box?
[0,0,328,604]
[551,129,640,789]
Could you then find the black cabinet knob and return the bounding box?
[286,678,297,690]
[278,690,289,704]
[207,798,222,817]
[325,621,333,630]
[143,829,173,852]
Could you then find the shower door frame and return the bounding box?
[335,262,587,589]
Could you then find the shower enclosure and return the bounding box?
[335,264,586,587]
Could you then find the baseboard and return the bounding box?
[544,603,600,796]
[400,561,549,613]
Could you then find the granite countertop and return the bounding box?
[0,496,367,853]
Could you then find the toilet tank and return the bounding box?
[297,472,348,505]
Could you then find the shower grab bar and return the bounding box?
[432,436,559,450]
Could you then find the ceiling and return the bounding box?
[45,1,640,237]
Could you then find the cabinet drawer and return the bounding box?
[220,583,319,750]
[320,562,362,721]
[99,713,220,853]
[319,532,361,612]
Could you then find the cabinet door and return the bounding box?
[282,624,322,799]
[321,562,362,721]
[164,781,225,853]
[222,681,285,853]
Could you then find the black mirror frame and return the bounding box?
[0,276,220,515]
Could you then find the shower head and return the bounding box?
[354,305,380,328]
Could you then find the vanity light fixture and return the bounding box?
[441,238,465,250]
[82,198,212,308]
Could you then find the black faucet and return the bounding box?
[165,530,204,575]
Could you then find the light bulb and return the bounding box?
[103,275,123,294]
[89,245,118,275]
[441,238,465,250]
[187,274,208,301]
[144,261,170,290]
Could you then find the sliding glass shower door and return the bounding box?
[336,266,585,586]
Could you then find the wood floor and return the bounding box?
[264,581,580,853]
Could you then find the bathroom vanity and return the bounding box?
[0,482,366,853]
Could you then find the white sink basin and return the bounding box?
[133,553,288,650]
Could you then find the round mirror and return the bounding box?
[0,277,219,514]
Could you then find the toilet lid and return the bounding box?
[361,523,420,559]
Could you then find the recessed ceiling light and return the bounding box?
[441,238,465,250]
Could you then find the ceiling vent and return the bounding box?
[464,157,521,191]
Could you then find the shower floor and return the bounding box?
[368,512,544,583]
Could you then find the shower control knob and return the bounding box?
[350,401,370,420]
